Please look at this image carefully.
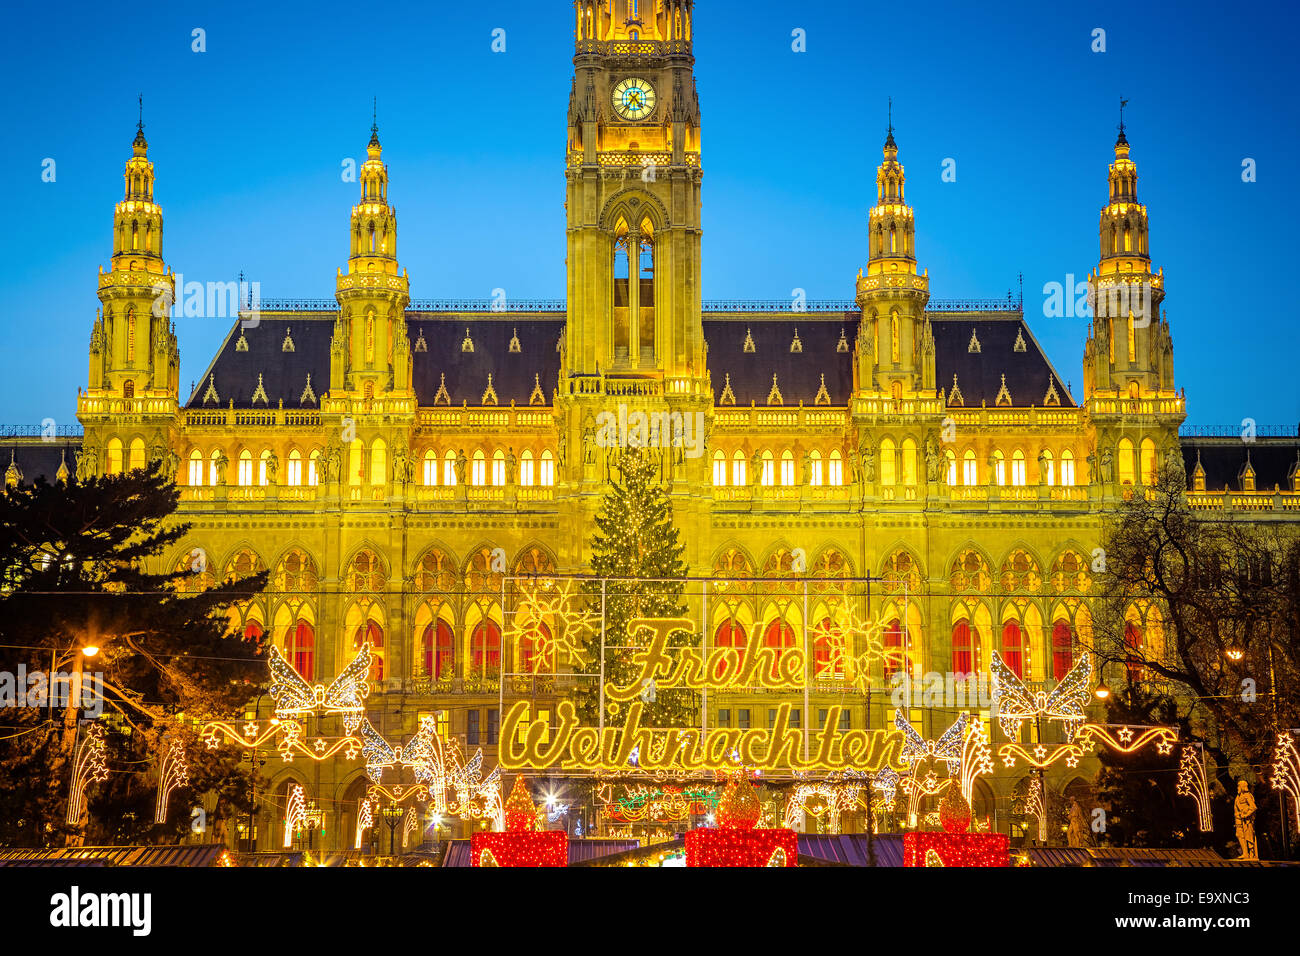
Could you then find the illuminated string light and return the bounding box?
[924,849,944,866]
[508,578,598,670]
[470,775,568,866]
[1176,743,1213,832]
[153,736,189,824]
[808,601,905,689]
[402,807,419,848]
[873,767,900,812]
[1023,776,1047,843]
[355,797,373,850]
[284,783,307,849]
[685,772,798,866]
[1270,731,1300,829]
[989,649,1091,740]
[959,720,994,803]
[997,722,1178,769]
[895,709,966,773]
[66,721,109,825]
[903,831,1009,866]
[268,641,372,733]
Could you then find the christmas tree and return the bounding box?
[575,450,699,729]
[0,464,268,846]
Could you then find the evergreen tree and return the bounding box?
[575,450,699,729]
[0,465,268,846]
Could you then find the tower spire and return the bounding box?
[369,96,379,147]
[133,93,147,152]
[885,96,896,149]
[1116,96,1129,146]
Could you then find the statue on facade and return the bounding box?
[802,450,812,485]
[323,442,341,483]
[1086,449,1097,484]
[147,436,168,468]
[582,414,596,466]
[391,442,411,485]
[75,445,99,482]
[162,449,180,482]
[1037,449,1049,484]
[1234,779,1258,861]
[455,449,468,486]
[860,442,875,484]
[505,447,517,486]
[848,446,861,492]
[265,451,279,484]
[924,437,941,482]
[750,450,763,487]
[213,451,230,486]
[1166,444,1186,485]
[1099,447,1114,484]
[1067,799,1092,848]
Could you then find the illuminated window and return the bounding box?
[353,621,384,681]
[539,450,554,486]
[828,449,842,486]
[471,620,501,675]
[491,450,506,487]
[712,450,726,486]
[106,438,123,475]
[287,449,303,486]
[443,450,457,486]
[1124,621,1143,682]
[812,617,842,679]
[237,450,253,486]
[880,439,896,486]
[348,440,362,486]
[1140,438,1157,485]
[187,450,203,486]
[992,449,1006,486]
[945,449,957,486]
[760,450,774,487]
[762,619,796,679]
[370,438,387,486]
[809,450,823,487]
[209,449,222,486]
[1118,438,1135,485]
[308,450,320,486]
[1051,620,1074,680]
[128,438,145,471]
[962,449,977,486]
[779,450,795,486]
[902,438,917,485]
[422,620,455,678]
[520,450,535,487]
[287,620,314,681]
[1001,620,1024,677]
[951,619,978,675]
[714,619,746,668]
[1011,450,1026,486]
[472,450,486,486]
[1060,449,1075,486]
[732,450,747,486]
[259,449,272,486]
[422,450,438,486]
[883,618,908,679]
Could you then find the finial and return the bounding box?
[1116,96,1129,146]
[885,96,896,149]
[369,96,380,147]
[137,93,144,133]
[132,93,148,150]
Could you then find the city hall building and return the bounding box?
[5,0,1298,850]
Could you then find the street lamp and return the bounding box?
[81,645,99,658]
[381,803,404,857]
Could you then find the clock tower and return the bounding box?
[563,0,703,385]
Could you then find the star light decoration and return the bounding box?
[153,736,189,825]
[783,774,868,832]
[507,579,599,671]
[283,783,308,849]
[895,710,966,826]
[959,720,994,803]
[1176,743,1213,832]
[66,721,110,825]
[199,643,370,762]
[355,797,374,850]
[1270,730,1300,829]
[1022,776,1047,844]
[872,767,900,812]
[809,601,907,688]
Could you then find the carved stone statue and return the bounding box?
[924,437,941,482]
[1037,449,1049,484]
[505,447,517,485]
[848,447,861,490]
[391,443,410,484]
[860,442,875,484]
[323,443,341,483]
[1099,447,1114,484]
[557,429,567,467]
[1067,799,1092,848]
[802,450,812,485]
[75,445,99,482]
[1234,779,1258,861]
[162,450,180,482]
[1166,445,1186,484]
[1086,450,1097,484]
[265,451,279,484]
[750,450,763,487]
[213,451,230,486]
[454,449,468,486]
[582,414,596,465]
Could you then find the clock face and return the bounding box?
[612,77,656,121]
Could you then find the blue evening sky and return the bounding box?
[1,0,1295,429]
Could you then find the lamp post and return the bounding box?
[381,803,404,857]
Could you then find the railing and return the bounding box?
[1180,424,1297,438]
[0,424,84,438]
[573,38,693,58]
[945,407,1084,428]
[245,298,1026,315]
[1089,395,1186,416]
[77,395,177,417]
[183,408,321,429]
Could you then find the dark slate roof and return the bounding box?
[931,314,1075,408]
[1181,437,1300,492]
[186,317,331,410]
[410,317,562,407]
[703,316,857,406]
[185,314,565,410]
[183,309,1072,410]
[0,439,82,484]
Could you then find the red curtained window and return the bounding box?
[472,621,502,675]
[519,622,552,673]
[1051,620,1074,680]
[763,619,796,677]
[288,619,314,681]
[353,622,384,680]
[421,620,455,679]
[813,617,841,678]
[1001,620,1024,677]
[1124,621,1143,682]
[714,620,747,667]
[883,618,908,678]
[951,619,975,675]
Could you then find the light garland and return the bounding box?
[904,832,1009,867]
[783,780,862,832]
[808,601,904,689]
[959,720,994,803]
[1023,776,1047,843]
[895,709,966,774]
[470,776,568,866]
[355,797,373,850]
[1176,743,1213,832]
[997,722,1178,769]
[989,649,1091,740]
[283,783,307,848]
[685,828,799,867]
[268,641,372,732]
[1270,731,1300,829]
[153,736,189,824]
[402,807,419,848]
[66,721,109,825]
[872,767,900,812]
